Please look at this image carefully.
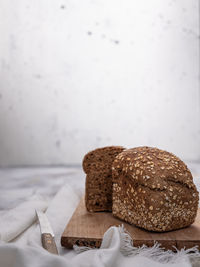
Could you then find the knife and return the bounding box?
[35,210,58,255]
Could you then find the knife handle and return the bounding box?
[41,233,58,255]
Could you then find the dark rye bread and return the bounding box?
[83,146,125,212]
[112,146,199,232]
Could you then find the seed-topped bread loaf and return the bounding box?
[83,146,125,212]
[112,146,199,232]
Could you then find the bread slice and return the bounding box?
[83,146,125,212]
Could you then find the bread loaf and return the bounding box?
[112,146,199,232]
[83,146,125,212]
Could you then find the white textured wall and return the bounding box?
[0,0,199,166]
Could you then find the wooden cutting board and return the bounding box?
[61,197,200,251]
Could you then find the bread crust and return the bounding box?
[112,146,199,232]
[83,146,125,212]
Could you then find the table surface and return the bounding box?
[0,166,85,214]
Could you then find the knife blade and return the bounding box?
[35,210,58,255]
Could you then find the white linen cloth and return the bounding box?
[0,166,200,267]
[0,196,47,242]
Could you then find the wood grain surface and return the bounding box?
[41,233,58,255]
[61,197,200,251]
